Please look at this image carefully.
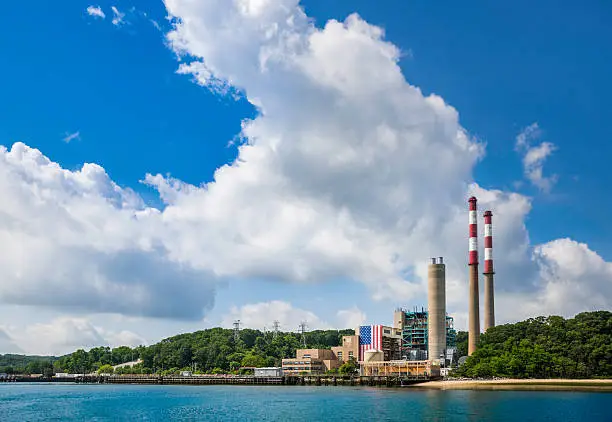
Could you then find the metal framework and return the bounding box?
[360,360,438,378]
[398,309,457,360]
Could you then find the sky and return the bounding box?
[0,0,611,355]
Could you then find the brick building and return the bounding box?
[281,349,340,375]
[331,335,359,363]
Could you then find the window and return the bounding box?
[384,329,391,334]
[348,351,354,358]
[337,352,343,359]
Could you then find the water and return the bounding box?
[0,383,609,421]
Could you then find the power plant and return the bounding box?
[468,196,480,356]
[282,194,498,379]
[427,257,446,365]
[483,210,495,331]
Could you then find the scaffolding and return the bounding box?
[397,308,457,360]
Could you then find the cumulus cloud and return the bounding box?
[336,306,366,329]
[0,142,216,319]
[111,6,125,26]
[515,123,557,192]
[86,5,105,19]
[14,317,146,355]
[222,300,331,331]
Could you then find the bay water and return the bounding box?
[0,383,609,421]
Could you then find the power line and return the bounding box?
[233,320,241,342]
[299,321,307,347]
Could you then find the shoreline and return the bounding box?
[411,379,612,391]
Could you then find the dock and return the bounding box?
[1,374,434,387]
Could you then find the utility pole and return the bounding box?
[299,321,307,348]
[233,320,241,342]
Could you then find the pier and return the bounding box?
[1,374,434,387]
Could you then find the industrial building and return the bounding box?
[393,307,457,361]
[281,349,339,375]
[279,196,498,379]
[254,367,283,377]
[358,325,402,361]
[331,335,359,363]
[360,360,439,378]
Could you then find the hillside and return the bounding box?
[0,354,57,376]
[454,311,612,378]
[53,328,354,375]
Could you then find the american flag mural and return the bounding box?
[359,325,384,361]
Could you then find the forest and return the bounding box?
[51,329,354,375]
[454,311,612,378]
[3,311,610,379]
[0,354,57,377]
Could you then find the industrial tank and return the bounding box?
[364,349,384,362]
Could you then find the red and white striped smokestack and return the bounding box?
[468,196,480,355]
[483,211,494,274]
[469,197,478,266]
[483,210,495,331]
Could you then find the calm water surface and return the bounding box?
[0,383,609,421]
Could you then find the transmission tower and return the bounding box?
[299,321,307,347]
[273,320,281,338]
[233,320,241,342]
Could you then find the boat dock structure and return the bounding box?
[1,373,434,387]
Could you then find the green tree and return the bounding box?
[98,364,114,374]
[338,358,359,375]
[241,353,266,368]
[454,311,612,379]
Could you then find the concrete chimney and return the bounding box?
[483,210,495,331]
[468,197,480,356]
[428,257,446,364]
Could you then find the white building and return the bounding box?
[254,367,283,377]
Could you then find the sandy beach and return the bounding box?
[412,379,612,391]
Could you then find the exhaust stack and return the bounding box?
[483,210,495,331]
[468,197,480,356]
[428,257,446,365]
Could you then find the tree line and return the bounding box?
[49,328,354,375]
[454,311,612,378]
[4,311,610,378]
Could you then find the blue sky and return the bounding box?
[0,0,611,354]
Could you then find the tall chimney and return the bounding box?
[483,210,495,331]
[468,196,480,356]
[428,257,446,364]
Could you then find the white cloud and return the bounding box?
[515,123,557,191]
[222,300,331,331]
[86,5,106,19]
[151,20,162,31]
[0,142,216,320]
[336,306,366,330]
[111,6,125,26]
[495,239,612,323]
[0,326,23,354]
[13,317,145,355]
[531,239,612,315]
[63,131,80,143]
